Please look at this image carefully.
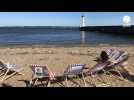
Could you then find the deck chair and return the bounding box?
[87,61,112,87]
[105,50,129,80]
[94,49,128,76]
[0,61,24,82]
[90,49,119,76]
[88,49,129,86]
[29,64,55,87]
[63,64,88,87]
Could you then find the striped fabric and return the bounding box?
[31,64,46,67]
[69,64,85,67]
[112,51,128,64]
[31,64,50,78]
[5,63,21,72]
[104,49,127,63]
[106,48,114,56]
[64,64,86,76]
[108,49,128,64]
[90,49,129,75]
[109,50,121,61]
[90,61,110,75]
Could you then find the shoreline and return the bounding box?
[0,44,133,49]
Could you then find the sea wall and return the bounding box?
[80,26,134,34]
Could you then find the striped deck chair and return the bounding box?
[94,49,128,75]
[89,49,129,86]
[0,61,24,82]
[90,48,117,76]
[63,64,88,87]
[87,60,111,87]
[104,50,129,80]
[30,64,55,87]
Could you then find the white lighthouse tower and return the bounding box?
[80,15,86,27]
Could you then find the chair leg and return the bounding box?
[65,76,69,87]
[31,78,38,87]
[82,73,87,87]
[40,80,44,87]
[3,71,17,81]
[29,74,35,86]
[34,78,38,86]
[114,67,124,80]
[0,69,9,82]
[47,80,51,87]
[0,68,23,82]
[2,69,24,82]
[0,69,6,77]
[29,79,33,86]
[106,67,124,81]
[0,72,5,77]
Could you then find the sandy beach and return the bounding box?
[0,45,134,87]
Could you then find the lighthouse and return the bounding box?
[80,15,86,27]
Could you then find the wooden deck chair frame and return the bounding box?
[89,49,129,86]
[103,60,128,81]
[88,61,112,87]
[63,64,87,87]
[30,64,55,87]
[102,50,129,81]
[0,62,24,83]
[99,50,129,86]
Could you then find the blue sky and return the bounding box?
[0,12,133,26]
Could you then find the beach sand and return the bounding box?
[0,45,134,87]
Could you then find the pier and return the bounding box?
[80,25,134,34]
[80,15,134,35]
